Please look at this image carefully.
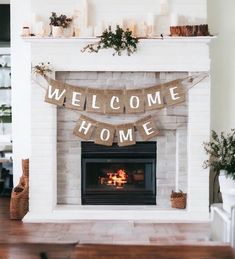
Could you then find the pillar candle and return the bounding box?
[82,0,88,27]
[94,23,103,37]
[35,21,45,37]
[160,0,169,16]
[80,26,93,37]
[31,13,40,35]
[147,13,155,26]
[128,19,136,36]
[170,13,178,26]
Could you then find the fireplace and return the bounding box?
[23,35,212,221]
[81,142,156,205]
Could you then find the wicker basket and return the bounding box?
[10,159,29,220]
[170,190,187,209]
[10,177,29,219]
[22,159,29,178]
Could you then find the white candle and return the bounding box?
[128,19,136,36]
[116,19,123,28]
[170,13,178,26]
[94,23,103,37]
[80,26,93,37]
[160,0,169,16]
[35,21,45,37]
[82,0,88,27]
[147,13,155,26]
[31,13,40,34]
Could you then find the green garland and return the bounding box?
[82,26,139,56]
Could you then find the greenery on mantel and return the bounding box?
[82,26,139,56]
[203,129,235,179]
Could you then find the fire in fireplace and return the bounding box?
[100,169,128,189]
[81,142,156,205]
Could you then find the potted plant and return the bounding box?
[49,12,72,37]
[203,129,235,213]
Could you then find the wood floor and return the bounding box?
[0,197,234,259]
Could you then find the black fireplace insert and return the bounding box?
[81,142,156,205]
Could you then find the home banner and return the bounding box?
[73,114,160,147]
[44,76,186,114]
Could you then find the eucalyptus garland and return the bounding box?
[82,26,139,56]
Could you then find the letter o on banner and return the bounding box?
[125,89,145,114]
[94,122,115,146]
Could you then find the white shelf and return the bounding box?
[0,46,11,55]
[22,36,215,44]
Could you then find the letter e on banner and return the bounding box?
[116,124,136,147]
[94,122,115,146]
[64,84,86,111]
[164,83,185,106]
[73,115,96,140]
[44,78,66,106]
[135,115,160,141]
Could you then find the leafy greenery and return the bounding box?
[0,104,12,123]
[203,129,235,179]
[82,26,139,56]
[49,12,72,28]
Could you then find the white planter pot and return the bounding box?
[218,170,235,214]
[52,26,63,37]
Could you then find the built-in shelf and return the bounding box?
[0,87,11,90]
[22,36,215,44]
[0,47,10,55]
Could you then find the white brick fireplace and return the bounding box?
[21,37,212,222]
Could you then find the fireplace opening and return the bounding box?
[81,142,156,205]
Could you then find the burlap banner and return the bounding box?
[44,77,186,114]
[73,114,160,147]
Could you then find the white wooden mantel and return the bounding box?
[24,36,214,72]
[22,36,213,222]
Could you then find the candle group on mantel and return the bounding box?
[28,0,180,38]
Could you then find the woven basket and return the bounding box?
[10,159,29,220]
[22,159,29,178]
[170,190,187,209]
[10,177,29,220]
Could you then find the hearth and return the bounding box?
[81,142,156,205]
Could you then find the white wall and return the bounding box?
[208,0,235,132]
[31,0,207,26]
[11,0,31,184]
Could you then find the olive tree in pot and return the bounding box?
[203,129,235,213]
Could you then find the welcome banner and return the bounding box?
[73,115,159,147]
[40,74,207,146]
[44,76,185,114]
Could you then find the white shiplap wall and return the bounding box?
[31,0,207,27]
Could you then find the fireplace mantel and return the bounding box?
[25,37,214,72]
[21,35,213,222]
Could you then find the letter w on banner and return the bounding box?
[44,78,66,106]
